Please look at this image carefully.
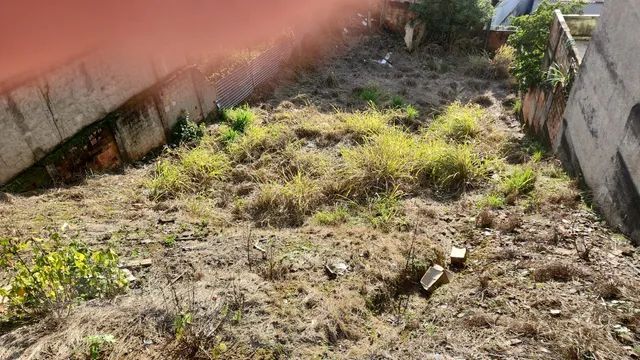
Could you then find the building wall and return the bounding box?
[560,0,640,242]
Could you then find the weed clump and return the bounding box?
[356,85,383,104]
[340,108,394,140]
[365,190,405,232]
[249,173,324,227]
[179,147,231,185]
[222,105,255,133]
[428,102,484,141]
[147,160,192,199]
[415,140,478,192]
[313,206,350,226]
[340,130,416,197]
[171,112,205,146]
[228,123,294,162]
[501,167,536,197]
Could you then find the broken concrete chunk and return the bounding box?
[121,259,153,269]
[420,265,453,293]
[325,259,349,278]
[450,247,468,267]
[121,268,137,283]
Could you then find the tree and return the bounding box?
[508,0,584,91]
[411,0,494,48]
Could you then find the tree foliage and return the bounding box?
[508,0,583,91]
[411,0,494,47]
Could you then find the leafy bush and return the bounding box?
[428,102,484,141]
[222,105,255,133]
[508,0,583,91]
[0,236,127,320]
[411,0,493,47]
[171,112,205,145]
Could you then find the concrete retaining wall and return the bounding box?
[559,0,640,242]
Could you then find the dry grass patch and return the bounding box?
[532,263,579,283]
[248,173,324,227]
[427,102,485,142]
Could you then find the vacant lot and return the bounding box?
[1,31,639,359]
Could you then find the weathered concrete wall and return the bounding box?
[559,0,640,242]
[0,50,215,188]
[522,11,597,148]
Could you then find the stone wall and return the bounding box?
[559,0,640,242]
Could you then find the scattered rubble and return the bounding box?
[450,247,468,267]
[420,265,453,293]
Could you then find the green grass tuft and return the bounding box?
[223,105,255,133]
[357,86,383,104]
[405,105,419,120]
[313,206,350,226]
[340,107,394,140]
[227,123,293,162]
[428,102,484,142]
[146,160,192,199]
[179,147,231,184]
[415,140,478,193]
[501,167,536,197]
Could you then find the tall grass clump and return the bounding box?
[249,173,324,227]
[222,105,255,133]
[501,167,536,197]
[428,102,484,141]
[179,147,231,185]
[227,123,293,162]
[146,159,192,199]
[341,107,394,141]
[493,45,515,79]
[340,129,417,197]
[415,140,478,192]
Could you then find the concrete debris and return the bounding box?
[404,20,426,52]
[122,269,137,283]
[450,247,468,267]
[549,309,562,316]
[420,265,453,293]
[325,259,349,278]
[375,52,393,67]
[121,259,153,269]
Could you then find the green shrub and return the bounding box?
[411,0,493,47]
[313,206,350,226]
[415,140,478,192]
[501,167,536,196]
[0,236,127,320]
[429,102,484,141]
[508,0,583,90]
[249,173,323,227]
[146,159,192,199]
[222,105,255,133]
[340,130,417,197]
[171,112,205,145]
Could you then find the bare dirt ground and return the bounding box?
[1,30,640,360]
